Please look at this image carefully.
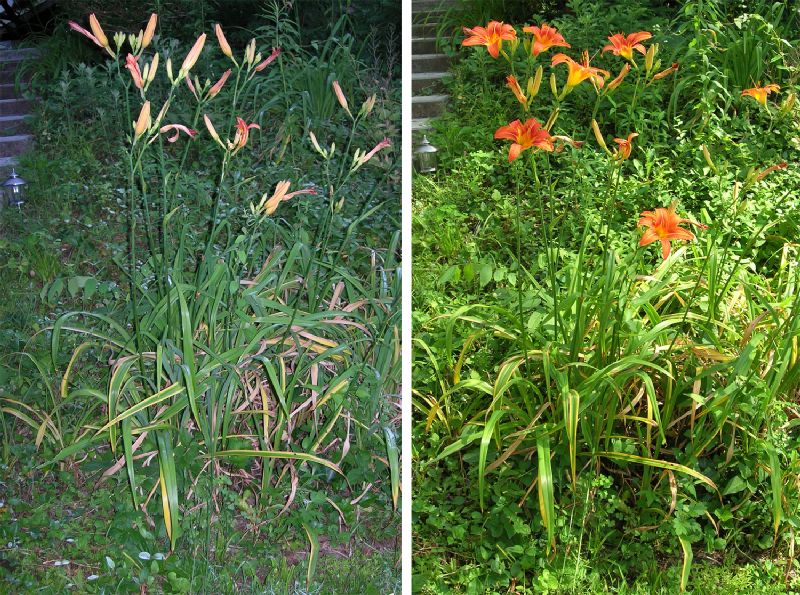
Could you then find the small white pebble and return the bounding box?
[153,553,165,560]
[138,552,151,560]
[65,538,75,544]
[53,560,70,566]
[87,575,99,581]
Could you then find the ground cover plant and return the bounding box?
[1,2,400,592]
[412,0,800,592]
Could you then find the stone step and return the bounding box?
[413,53,451,74]
[412,0,458,11]
[0,155,19,170]
[0,98,31,116]
[0,48,39,62]
[413,37,439,54]
[412,71,451,94]
[412,94,449,119]
[412,22,439,37]
[0,83,18,99]
[0,114,31,135]
[411,118,432,133]
[0,134,33,156]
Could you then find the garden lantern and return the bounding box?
[2,169,27,209]
[414,135,438,174]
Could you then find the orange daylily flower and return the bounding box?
[639,204,707,260]
[613,132,638,161]
[494,118,554,162]
[603,31,652,61]
[203,115,259,154]
[157,124,197,143]
[462,21,516,59]
[257,181,317,216]
[742,83,780,107]
[522,23,570,57]
[551,51,610,94]
[125,54,144,90]
[231,117,260,153]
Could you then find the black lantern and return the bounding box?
[414,135,438,174]
[3,169,27,209]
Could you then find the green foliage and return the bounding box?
[413,0,800,592]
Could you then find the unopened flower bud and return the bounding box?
[645,43,656,72]
[701,144,717,173]
[528,65,543,99]
[550,72,558,97]
[592,119,610,155]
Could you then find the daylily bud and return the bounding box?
[142,13,157,49]
[607,63,630,91]
[780,92,796,114]
[89,14,109,49]
[360,94,376,117]
[207,68,231,98]
[245,39,256,66]
[203,114,224,148]
[528,65,543,99]
[185,74,198,100]
[215,24,232,58]
[166,58,174,82]
[645,43,656,72]
[254,47,281,72]
[550,72,558,97]
[113,32,125,52]
[701,144,717,174]
[332,80,353,118]
[142,63,150,85]
[179,33,206,78]
[591,119,611,156]
[133,101,151,139]
[508,37,520,57]
[506,75,527,107]
[755,162,788,182]
[128,33,139,53]
[309,131,328,158]
[544,107,559,131]
[330,142,336,158]
[147,53,159,84]
[652,62,678,81]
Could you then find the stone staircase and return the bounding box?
[0,42,35,175]
[412,0,458,133]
